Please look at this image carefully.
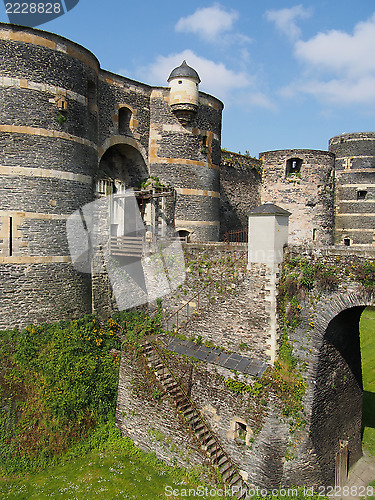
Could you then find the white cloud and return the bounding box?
[287,13,375,107]
[265,5,312,41]
[295,13,375,77]
[175,4,248,43]
[135,50,274,109]
[137,50,250,100]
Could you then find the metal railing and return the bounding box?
[110,235,143,257]
[164,253,247,332]
[223,228,248,243]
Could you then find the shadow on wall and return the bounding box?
[310,307,365,485]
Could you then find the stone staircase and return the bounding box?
[141,339,249,499]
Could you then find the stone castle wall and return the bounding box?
[219,151,262,238]
[0,22,224,329]
[260,149,335,246]
[149,89,223,242]
[0,23,98,329]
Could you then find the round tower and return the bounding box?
[329,132,375,246]
[167,60,200,125]
[0,23,99,329]
[148,62,223,242]
[260,149,335,245]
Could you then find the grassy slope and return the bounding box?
[0,440,220,500]
[360,307,375,456]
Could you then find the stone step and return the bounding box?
[202,437,216,451]
[219,460,232,475]
[215,454,227,467]
[229,474,242,487]
[222,466,236,482]
[196,427,209,439]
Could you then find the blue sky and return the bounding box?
[2,1,375,156]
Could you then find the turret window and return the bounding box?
[286,158,302,176]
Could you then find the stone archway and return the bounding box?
[283,288,375,487]
[310,305,366,485]
[97,143,148,192]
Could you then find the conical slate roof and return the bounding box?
[168,60,201,83]
[247,203,291,216]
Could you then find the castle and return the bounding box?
[1,23,375,491]
[1,22,375,330]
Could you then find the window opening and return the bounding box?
[118,107,132,135]
[87,80,97,114]
[235,421,247,442]
[177,230,190,243]
[343,238,351,247]
[286,157,302,176]
[9,217,12,256]
[357,190,367,200]
[312,228,317,241]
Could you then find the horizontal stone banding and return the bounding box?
[335,228,375,232]
[0,77,86,104]
[175,188,220,198]
[0,29,99,72]
[0,210,69,220]
[336,213,375,217]
[153,157,220,171]
[0,255,70,264]
[0,125,97,150]
[0,165,92,184]
[175,220,220,227]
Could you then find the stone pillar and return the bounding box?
[247,203,291,363]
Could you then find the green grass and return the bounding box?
[360,307,375,456]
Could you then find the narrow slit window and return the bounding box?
[312,228,317,241]
[9,217,12,256]
[87,80,97,114]
[357,190,367,200]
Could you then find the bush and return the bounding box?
[0,315,121,474]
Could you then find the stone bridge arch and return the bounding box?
[283,258,375,487]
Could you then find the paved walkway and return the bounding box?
[344,450,375,499]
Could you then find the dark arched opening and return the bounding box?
[97,143,147,191]
[118,107,132,135]
[96,144,148,239]
[310,306,366,486]
[177,230,190,242]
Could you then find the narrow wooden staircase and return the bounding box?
[141,339,249,499]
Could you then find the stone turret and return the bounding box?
[167,60,200,124]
